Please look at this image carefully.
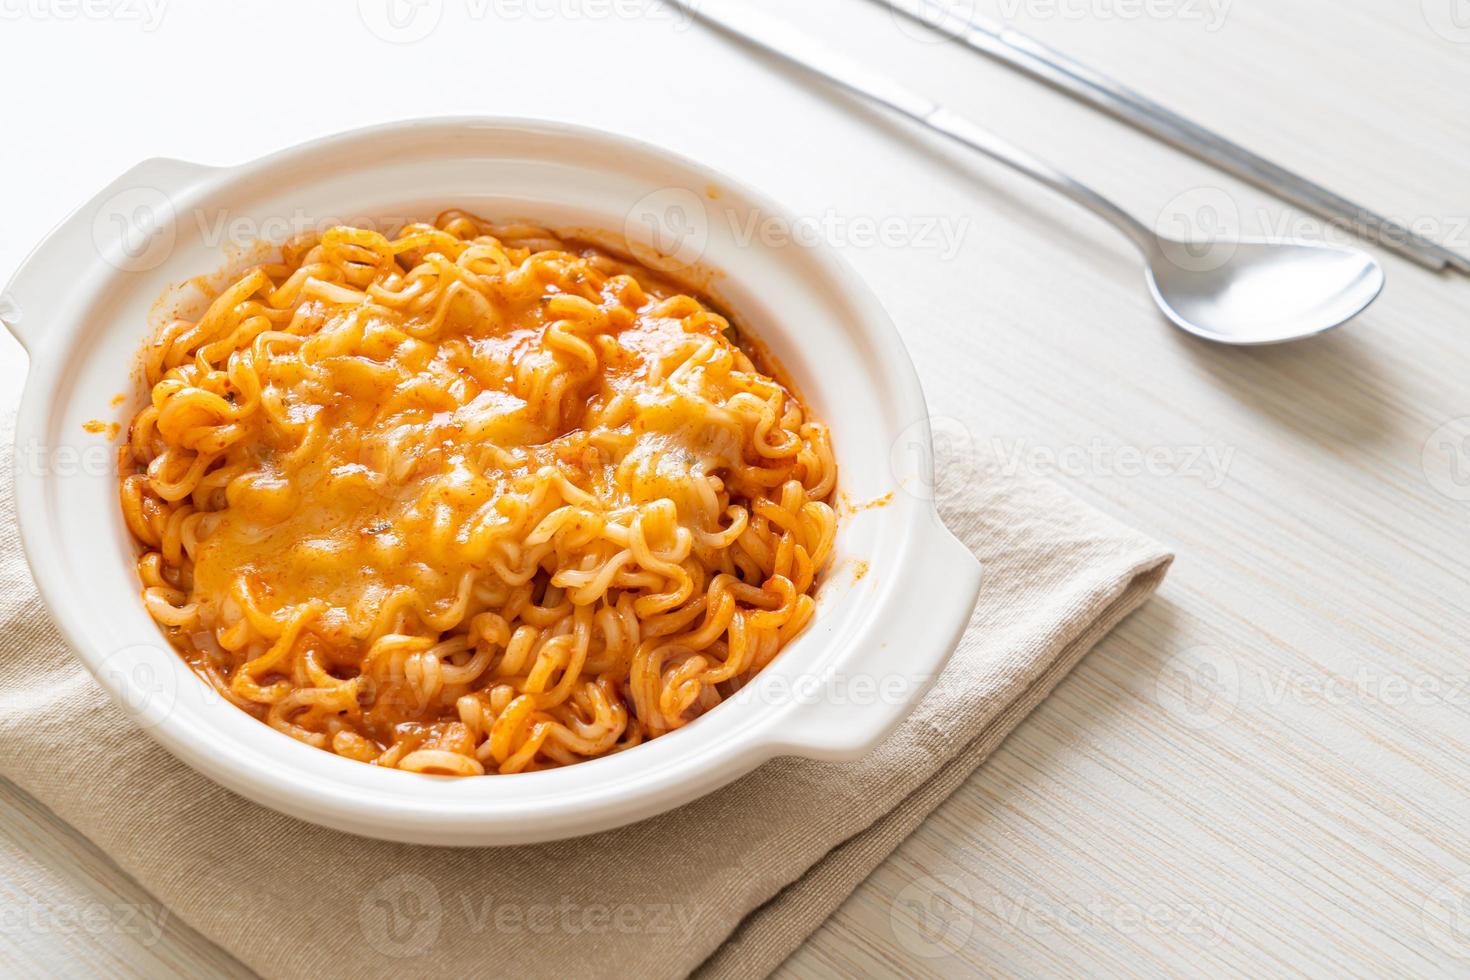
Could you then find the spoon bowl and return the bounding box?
[1146,238,1385,345]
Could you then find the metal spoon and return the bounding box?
[672,0,1385,345]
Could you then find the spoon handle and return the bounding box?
[671,0,1154,254]
[920,107,1155,253]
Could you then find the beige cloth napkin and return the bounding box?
[0,452,1170,979]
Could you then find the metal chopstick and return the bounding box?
[873,0,1470,274]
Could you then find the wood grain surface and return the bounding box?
[1,0,1467,976]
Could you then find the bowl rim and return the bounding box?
[5,116,982,845]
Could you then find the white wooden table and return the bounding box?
[3,1,1468,975]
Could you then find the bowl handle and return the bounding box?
[766,517,983,761]
[1,157,216,356]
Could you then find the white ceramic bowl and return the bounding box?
[4,118,981,846]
